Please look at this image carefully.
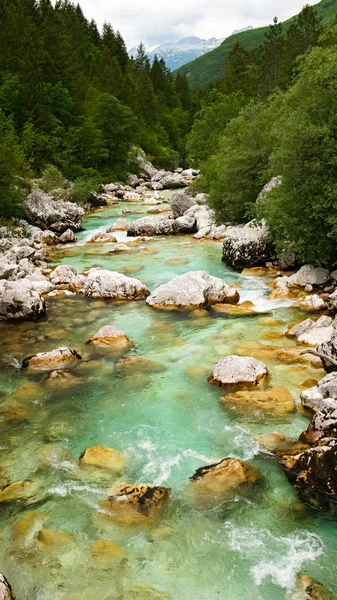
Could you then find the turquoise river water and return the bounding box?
[0,194,336,599]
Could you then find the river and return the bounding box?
[0,193,336,599]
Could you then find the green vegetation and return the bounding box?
[189,4,337,265]
[179,0,337,90]
[0,0,196,218]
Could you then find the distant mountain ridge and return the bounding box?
[129,28,253,71]
[178,0,337,88]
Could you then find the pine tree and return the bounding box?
[261,17,285,92]
[220,41,257,97]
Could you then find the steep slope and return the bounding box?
[179,0,337,89]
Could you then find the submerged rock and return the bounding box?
[0,573,14,600]
[36,528,74,550]
[90,538,127,565]
[108,243,131,253]
[0,480,42,504]
[220,386,296,416]
[25,189,84,232]
[256,431,309,456]
[87,325,130,348]
[282,438,337,512]
[0,280,46,320]
[188,458,261,507]
[100,484,171,524]
[290,574,334,600]
[114,355,165,375]
[79,446,126,472]
[83,269,149,300]
[146,271,239,310]
[222,221,270,269]
[209,355,268,387]
[22,347,82,373]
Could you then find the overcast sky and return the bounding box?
[77,0,321,50]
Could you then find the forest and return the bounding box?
[2,0,337,265]
[0,0,195,216]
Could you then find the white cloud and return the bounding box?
[77,0,321,49]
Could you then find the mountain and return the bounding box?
[129,36,226,71]
[178,0,337,89]
[231,26,253,35]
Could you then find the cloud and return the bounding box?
[77,0,321,49]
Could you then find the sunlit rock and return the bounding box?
[0,573,14,600]
[87,325,130,349]
[188,458,261,507]
[88,232,117,244]
[298,294,326,312]
[220,386,296,416]
[83,268,149,300]
[22,347,82,373]
[106,218,130,232]
[287,265,330,288]
[108,243,132,253]
[209,355,268,387]
[146,271,239,310]
[79,446,126,473]
[0,280,45,320]
[286,316,334,346]
[210,301,258,317]
[25,189,84,232]
[301,372,337,413]
[289,574,333,600]
[58,229,75,243]
[100,484,171,524]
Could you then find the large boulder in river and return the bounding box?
[146,271,239,310]
[316,333,337,373]
[286,316,334,346]
[58,228,75,243]
[301,373,337,413]
[326,289,337,314]
[0,573,14,600]
[169,192,196,218]
[83,268,149,300]
[25,189,84,233]
[136,149,158,179]
[222,221,270,269]
[106,218,130,232]
[87,325,130,349]
[188,458,261,507]
[287,265,330,288]
[100,484,171,524]
[127,217,158,237]
[209,355,268,388]
[0,280,46,320]
[301,404,337,444]
[281,438,337,512]
[22,347,82,373]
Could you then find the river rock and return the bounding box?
[137,149,158,179]
[256,431,309,456]
[88,232,117,244]
[301,373,337,413]
[22,347,82,373]
[188,458,261,506]
[209,356,268,387]
[286,316,334,346]
[222,220,270,269]
[317,333,337,372]
[87,325,130,349]
[287,265,330,288]
[220,386,296,416]
[108,243,131,253]
[326,289,337,314]
[301,405,337,443]
[79,446,126,472]
[146,271,239,310]
[0,480,42,504]
[169,192,196,218]
[58,229,75,243]
[100,484,171,524]
[0,573,14,600]
[175,213,197,233]
[106,219,130,232]
[127,217,158,236]
[25,189,84,232]
[36,528,74,550]
[83,269,149,300]
[281,438,337,511]
[0,280,46,320]
[49,264,77,285]
[114,355,165,375]
[90,539,127,564]
[298,294,326,312]
[291,574,333,600]
[156,219,176,235]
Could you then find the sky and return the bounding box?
[77,0,321,50]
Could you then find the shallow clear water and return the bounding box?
[0,197,336,600]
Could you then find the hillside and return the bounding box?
[179,0,337,89]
